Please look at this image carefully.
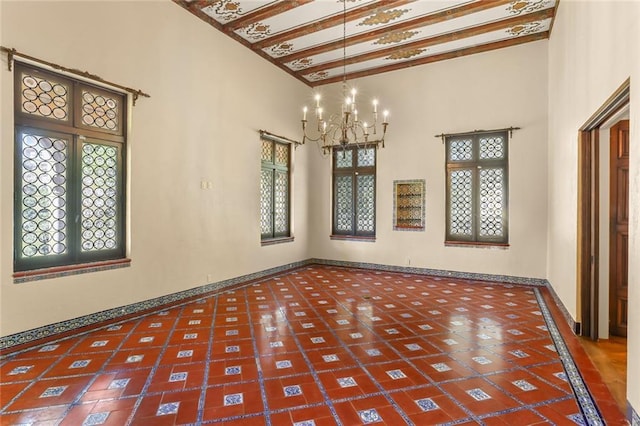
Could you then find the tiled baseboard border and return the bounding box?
[630,402,640,426]
[1,258,580,352]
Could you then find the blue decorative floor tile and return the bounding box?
[107,325,122,331]
[226,307,238,311]
[283,385,303,397]
[512,379,537,391]
[404,343,421,351]
[183,333,198,340]
[188,320,201,325]
[265,326,277,332]
[431,363,452,372]
[554,372,568,381]
[429,310,442,315]
[293,420,315,426]
[226,317,238,323]
[193,309,204,314]
[336,319,349,325]
[506,314,519,319]
[322,354,339,363]
[509,350,530,358]
[385,328,399,335]
[108,378,130,389]
[225,366,241,375]
[419,324,433,330]
[467,388,491,401]
[358,408,382,424]
[40,386,67,398]
[270,341,284,348]
[477,333,492,340]
[507,329,524,335]
[169,372,188,382]
[567,413,587,425]
[472,356,492,365]
[39,344,60,352]
[366,349,382,357]
[126,355,144,363]
[90,340,108,347]
[415,398,439,412]
[226,329,239,336]
[139,336,154,343]
[83,411,110,426]
[149,323,162,328]
[294,311,306,317]
[301,323,315,329]
[276,360,292,369]
[337,377,357,388]
[311,337,325,344]
[326,309,338,314]
[443,339,458,345]
[386,369,407,380]
[224,393,243,406]
[156,402,179,416]
[8,365,33,375]
[350,333,363,339]
[225,345,240,353]
[176,350,193,358]
[70,359,91,369]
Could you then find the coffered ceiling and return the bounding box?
[173,0,558,87]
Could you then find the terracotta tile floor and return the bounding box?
[0,266,627,425]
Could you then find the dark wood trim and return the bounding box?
[285,4,551,69]
[222,0,313,32]
[251,0,416,50]
[13,258,131,279]
[445,241,510,248]
[577,130,596,339]
[312,32,548,86]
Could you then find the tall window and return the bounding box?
[446,131,508,245]
[260,138,290,241]
[332,145,376,237]
[14,64,126,272]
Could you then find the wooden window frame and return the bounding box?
[445,131,509,246]
[260,139,291,242]
[13,63,127,272]
[331,145,377,239]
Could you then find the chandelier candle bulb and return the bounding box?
[315,94,321,108]
[373,99,378,113]
[383,110,389,123]
[303,106,307,121]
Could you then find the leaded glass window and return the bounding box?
[260,139,290,241]
[14,63,126,272]
[445,131,508,244]
[332,146,376,237]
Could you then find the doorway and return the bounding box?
[577,78,630,340]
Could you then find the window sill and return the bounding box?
[261,236,294,246]
[330,235,376,242]
[13,258,131,283]
[445,241,509,249]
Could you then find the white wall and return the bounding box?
[547,0,639,415]
[308,41,549,280]
[0,1,310,336]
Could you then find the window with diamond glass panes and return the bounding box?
[445,131,508,245]
[260,138,290,242]
[13,63,126,272]
[332,145,376,238]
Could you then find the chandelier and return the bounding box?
[301,2,389,154]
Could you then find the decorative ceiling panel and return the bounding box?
[174,0,558,86]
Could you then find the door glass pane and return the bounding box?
[274,171,288,234]
[335,175,353,231]
[81,143,120,251]
[356,174,375,232]
[479,135,505,160]
[449,169,473,236]
[357,147,375,167]
[448,139,473,162]
[81,90,120,132]
[20,71,69,121]
[19,132,69,258]
[335,149,353,168]
[260,169,274,236]
[479,167,504,237]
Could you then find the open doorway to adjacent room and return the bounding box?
[577,79,630,412]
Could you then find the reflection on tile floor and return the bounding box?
[0,266,623,425]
